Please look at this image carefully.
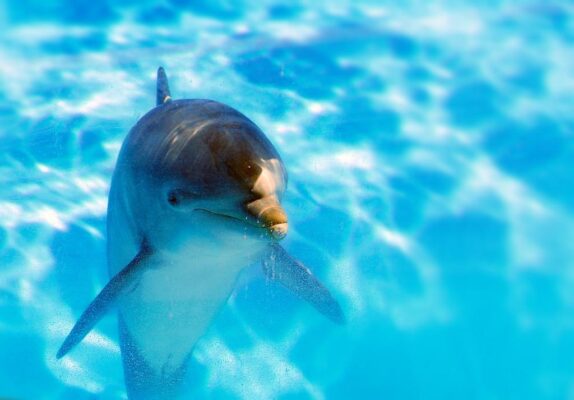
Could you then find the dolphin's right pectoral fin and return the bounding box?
[263,243,346,324]
[57,243,152,359]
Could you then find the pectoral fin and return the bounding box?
[57,244,152,359]
[263,243,345,324]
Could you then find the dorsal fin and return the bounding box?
[156,66,172,105]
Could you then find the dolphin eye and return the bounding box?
[167,189,192,207]
[167,188,199,207]
[167,191,180,206]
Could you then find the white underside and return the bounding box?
[118,250,251,374]
[107,168,269,382]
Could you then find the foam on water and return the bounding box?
[1,0,574,399]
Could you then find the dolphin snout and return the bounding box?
[245,196,288,240]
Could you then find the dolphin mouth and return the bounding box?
[195,205,288,241]
[267,222,288,240]
[194,208,251,224]
[245,195,288,240]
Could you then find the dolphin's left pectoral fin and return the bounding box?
[263,243,346,324]
[57,244,152,359]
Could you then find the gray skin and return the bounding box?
[109,99,289,397]
[58,69,343,400]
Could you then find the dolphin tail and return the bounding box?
[156,66,172,106]
[263,243,346,324]
[119,316,189,400]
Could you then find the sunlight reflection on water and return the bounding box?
[0,1,573,399]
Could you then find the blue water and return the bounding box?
[1,0,573,398]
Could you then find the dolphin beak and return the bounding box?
[245,195,288,240]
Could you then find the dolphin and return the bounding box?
[57,67,344,399]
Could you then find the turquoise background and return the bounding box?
[0,1,573,399]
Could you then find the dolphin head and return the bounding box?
[150,102,288,246]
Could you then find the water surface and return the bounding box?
[0,1,573,399]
